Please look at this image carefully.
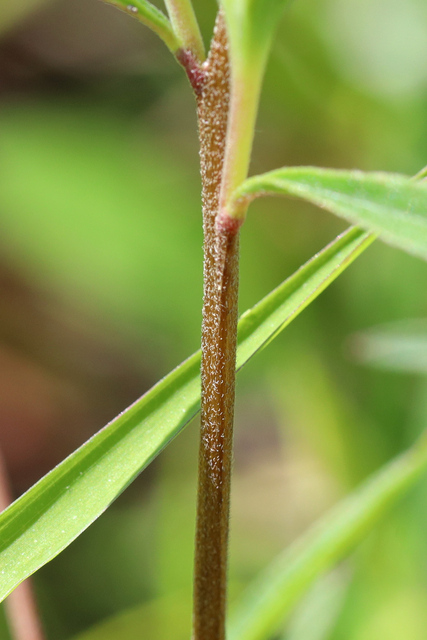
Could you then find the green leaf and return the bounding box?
[221,0,291,71]
[229,167,427,261]
[350,320,427,373]
[218,0,291,209]
[102,0,180,53]
[72,592,190,640]
[235,228,373,370]
[282,571,350,640]
[0,227,372,600]
[228,432,427,640]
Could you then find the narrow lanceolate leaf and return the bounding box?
[102,0,181,54]
[218,0,292,210]
[0,228,372,601]
[236,227,373,370]
[221,0,291,70]
[228,167,427,261]
[228,432,427,640]
[350,320,427,373]
[282,572,350,640]
[218,0,291,210]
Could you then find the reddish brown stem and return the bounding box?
[0,453,46,640]
[193,13,239,640]
[176,48,206,96]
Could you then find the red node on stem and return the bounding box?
[176,49,206,96]
[215,210,244,236]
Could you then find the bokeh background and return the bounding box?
[1,0,427,638]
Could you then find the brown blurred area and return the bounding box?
[0,258,153,492]
[0,0,162,494]
[0,0,168,95]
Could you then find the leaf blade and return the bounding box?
[350,320,427,373]
[236,227,373,370]
[0,228,372,600]
[228,432,427,640]
[230,167,427,260]
[221,0,291,70]
[102,0,180,53]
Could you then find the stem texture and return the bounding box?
[193,12,240,640]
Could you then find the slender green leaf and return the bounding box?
[228,432,427,640]
[102,0,180,53]
[221,0,291,71]
[350,320,427,373]
[219,0,291,211]
[282,571,350,640]
[229,167,427,261]
[236,228,373,369]
[414,165,427,181]
[0,227,372,600]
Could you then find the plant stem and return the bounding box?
[163,0,205,60]
[0,452,46,640]
[193,12,240,640]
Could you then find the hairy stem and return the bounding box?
[0,453,46,640]
[193,12,240,640]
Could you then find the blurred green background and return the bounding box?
[1,0,427,638]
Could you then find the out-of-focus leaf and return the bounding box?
[228,432,427,640]
[350,320,427,373]
[282,571,350,640]
[229,167,427,261]
[72,592,189,640]
[0,227,371,601]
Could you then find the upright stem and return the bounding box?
[193,12,240,640]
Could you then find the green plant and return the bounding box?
[1,1,427,639]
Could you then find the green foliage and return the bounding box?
[67,430,427,640]
[2,0,427,638]
[0,227,370,601]
[351,320,427,373]
[228,433,427,640]
[221,0,291,71]
[230,167,427,260]
[104,1,180,53]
